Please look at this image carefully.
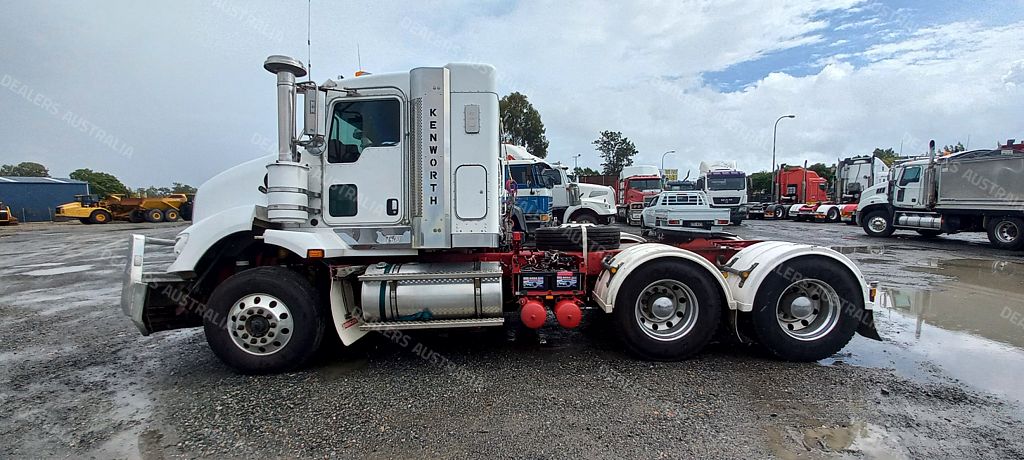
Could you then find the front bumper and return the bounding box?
[121,234,182,335]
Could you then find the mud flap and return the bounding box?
[856,309,882,341]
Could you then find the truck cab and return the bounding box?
[504,147,555,233]
[697,161,748,225]
[503,145,616,226]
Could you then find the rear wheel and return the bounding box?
[88,209,112,224]
[613,260,722,361]
[204,267,326,374]
[987,217,1024,250]
[861,210,895,237]
[164,209,180,222]
[748,257,861,362]
[775,205,788,219]
[144,208,163,223]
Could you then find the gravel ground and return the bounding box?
[1,219,1023,459]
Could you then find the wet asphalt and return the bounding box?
[1,219,1023,459]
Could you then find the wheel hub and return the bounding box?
[996,222,1019,243]
[227,294,294,356]
[869,217,887,233]
[776,279,841,341]
[635,280,700,342]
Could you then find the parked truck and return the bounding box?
[617,165,663,226]
[121,55,880,374]
[696,161,748,225]
[857,140,1024,250]
[56,194,193,224]
[503,144,616,226]
[747,165,828,220]
[794,156,890,223]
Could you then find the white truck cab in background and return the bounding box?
[697,161,748,225]
[503,144,616,225]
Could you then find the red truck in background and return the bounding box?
[579,165,663,226]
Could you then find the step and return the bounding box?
[359,317,505,331]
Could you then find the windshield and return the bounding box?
[628,179,662,190]
[707,176,746,191]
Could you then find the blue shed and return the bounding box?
[0,177,91,222]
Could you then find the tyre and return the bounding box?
[164,209,180,222]
[915,229,942,238]
[144,208,163,223]
[535,225,620,251]
[748,257,861,362]
[861,210,894,237]
[88,209,112,224]
[775,205,788,219]
[987,217,1024,250]
[613,260,722,360]
[128,210,145,223]
[569,212,599,225]
[204,266,326,374]
[826,208,840,223]
[731,217,743,226]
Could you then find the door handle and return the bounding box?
[387,199,399,216]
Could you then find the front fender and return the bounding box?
[591,243,735,313]
[167,205,262,274]
[722,241,874,313]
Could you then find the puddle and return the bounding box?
[767,421,906,459]
[21,265,94,276]
[833,258,1024,404]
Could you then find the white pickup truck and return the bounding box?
[640,191,732,236]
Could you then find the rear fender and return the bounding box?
[592,243,734,313]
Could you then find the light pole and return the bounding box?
[661,150,676,176]
[771,115,795,202]
[573,153,582,172]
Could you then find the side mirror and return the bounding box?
[298,83,325,154]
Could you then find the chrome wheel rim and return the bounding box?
[634,280,699,341]
[227,293,294,356]
[776,279,841,341]
[868,216,888,233]
[995,221,1019,244]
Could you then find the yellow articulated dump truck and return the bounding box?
[0,200,17,225]
[55,194,193,224]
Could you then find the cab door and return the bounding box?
[322,94,405,226]
[894,165,923,208]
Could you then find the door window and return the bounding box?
[899,167,921,186]
[328,184,358,217]
[327,100,400,163]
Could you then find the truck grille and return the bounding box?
[713,197,740,205]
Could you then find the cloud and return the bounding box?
[0,0,1020,188]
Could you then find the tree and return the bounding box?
[572,166,600,177]
[872,148,899,166]
[941,142,965,154]
[499,92,549,158]
[808,162,836,185]
[171,182,197,194]
[748,171,773,201]
[0,161,50,177]
[593,131,638,176]
[69,168,129,198]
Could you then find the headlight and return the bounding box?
[174,232,189,255]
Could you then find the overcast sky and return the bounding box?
[1,0,1022,187]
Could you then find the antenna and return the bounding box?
[306,0,312,81]
[357,43,362,72]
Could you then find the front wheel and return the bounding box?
[826,208,840,223]
[204,266,327,374]
[613,260,722,361]
[144,208,163,223]
[861,210,895,237]
[987,217,1024,250]
[748,257,862,362]
[88,209,112,224]
[570,212,599,225]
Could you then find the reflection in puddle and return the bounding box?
[834,258,1024,404]
[767,421,906,459]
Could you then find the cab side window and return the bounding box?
[899,166,921,186]
[328,99,400,163]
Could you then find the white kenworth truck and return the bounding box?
[122,55,880,373]
[857,140,1024,250]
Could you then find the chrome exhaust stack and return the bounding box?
[263,55,311,224]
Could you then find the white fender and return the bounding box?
[788,203,804,216]
[723,241,875,312]
[591,243,735,313]
[167,205,261,274]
